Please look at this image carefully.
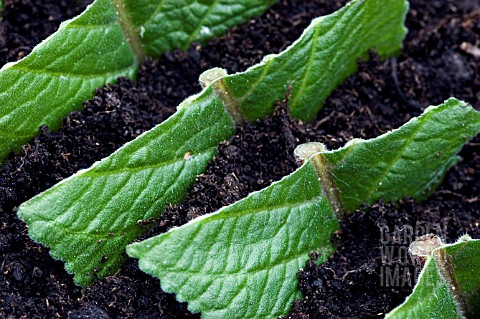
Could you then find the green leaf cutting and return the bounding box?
[223,0,408,121]
[18,0,409,286]
[0,0,276,161]
[129,163,338,319]
[0,0,137,159]
[122,0,278,57]
[18,87,236,287]
[386,235,480,319]
[127,98,480,319]
[318,98,479,212]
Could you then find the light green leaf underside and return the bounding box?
[0,0,276,161]
[127,162,339,319]
[386,239,480,319]
[321,98,480,212]
[124,0,278,57]
[17,87,236,286]
[223,0,408,122]
[0,0,137,160]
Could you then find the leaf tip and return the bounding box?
[125,242,140,258]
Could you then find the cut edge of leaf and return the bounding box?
[127,162,339,318]
[386,235,480,319]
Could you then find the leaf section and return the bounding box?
[387,256,461,319]
[445,239,480,317]
[0,0,277,161]
[319,98,480,212]
[0,0,137,160]
[386,236,480,319]
[222,0,409,122]
[127,162,339,319]
[123,0,278,57]
[15,0,411,286]
[17,86,236,286]
[127,98,480,318]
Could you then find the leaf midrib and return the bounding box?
[184,0,222,49]
[111,0,145,61]
[161,252,304,278]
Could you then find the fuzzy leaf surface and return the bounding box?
[127,163,339,319]
[0,0,137,160]
[0,0,276,161]
[16,0,410,286]
[223,0,408,122]
[17,87,235,286]
[127,98,480,318]
[320,98,480,212]
[386,238,480,319]
[123,0,277,57]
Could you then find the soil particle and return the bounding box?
[0,0,479,318]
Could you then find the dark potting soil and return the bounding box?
[1,0,479,318]
[0,0,92,65]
